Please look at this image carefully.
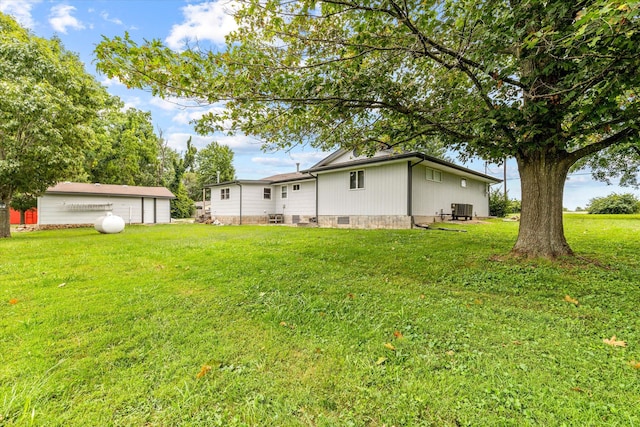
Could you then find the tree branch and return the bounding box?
[567,127,638,165]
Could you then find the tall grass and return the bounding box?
[1,215,639,426]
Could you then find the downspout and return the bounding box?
[408,159,425,227]
[236,182,243,225]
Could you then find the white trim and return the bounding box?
[349,170,365,190]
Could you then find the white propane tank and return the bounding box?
[95,212,125,234]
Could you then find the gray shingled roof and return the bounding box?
[46,182,175,198]
[259,172,314,183]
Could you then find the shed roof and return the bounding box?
[46,182,175,198]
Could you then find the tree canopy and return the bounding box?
[95,0,640,258]
[86,99,162,187]
[194,141,236,189]
[0,13,106,237]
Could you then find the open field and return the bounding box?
[1,215,640,426]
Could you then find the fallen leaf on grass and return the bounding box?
[196,365,212,378]
[279,321,295,329]
[393,330,404,339]
[419,294,425,300]
[603,336,627,347]
[564,295,579,305]
[9,298,18,305]
[375,357,388,365]
[384,342,396,351]
[445,350,455,356]
[347,293,355,299]
[58,283,66,288]
[629,361,640,369]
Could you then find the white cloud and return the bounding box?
[122,96,143,111]
[100,11,123,26]
[149,96,184,112]
[166,132,213,151]
[49,4,85,34]
[215,134,264,153]
[172,106,230,126]
[0,0,40,28]
[251,151,326,170]
[101,76,125,88]
[166,132,258,154]
[147,96,209,112]
[165,0,238,50]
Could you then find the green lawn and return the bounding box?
[1,216,639,426]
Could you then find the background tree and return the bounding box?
[587,193,640,214]
[166,137,197,218]
[194,141,236,192]
[1,13,105,238]
[96,1,640,258]
[87,101,161,186]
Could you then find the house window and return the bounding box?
[349,170,365,189]
[292,184,300,191]
[426,168,442,182]
[220,188,230,200]
[281,185,288,199]
[263,188,271,200]
[461,178,467,188]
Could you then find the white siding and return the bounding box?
[275,180,316,216]
[210,185,241,217]
[38,194,144,225]
[241,184,276,215]
[412,164,490,216]
[318,162,408,215]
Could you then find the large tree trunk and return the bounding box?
[512,151,572,258]
[0,196,10,238]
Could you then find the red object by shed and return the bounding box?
[9,208,38,225]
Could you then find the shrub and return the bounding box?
[489,190,508,217]
[489,190,521,217]
[587,193,640,214]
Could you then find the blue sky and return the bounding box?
[1,0,637,209]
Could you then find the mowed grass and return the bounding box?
[1,215,639,426]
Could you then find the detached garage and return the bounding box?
[38,182,175,226]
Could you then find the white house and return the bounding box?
[38,182,175,226]
[207,171,316,225]
[206,149,501,229]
